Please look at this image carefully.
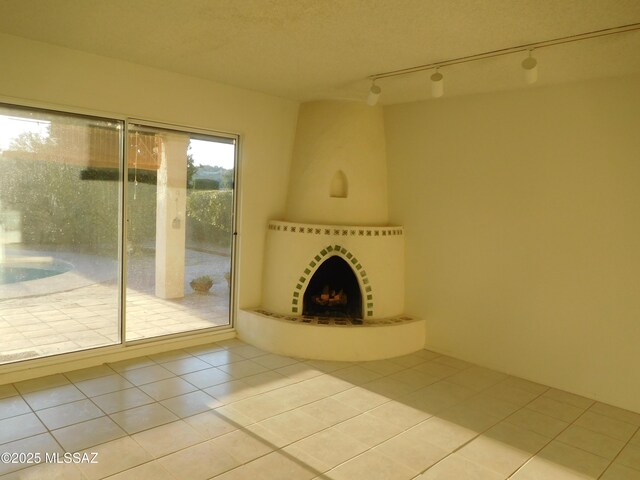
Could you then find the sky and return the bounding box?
[0,115,50,150]
[189,138,235,170]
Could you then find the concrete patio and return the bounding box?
[0,247,231,364]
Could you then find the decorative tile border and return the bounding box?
[268,221,403,237]
[291,244,374,318]
[253,309,415,327]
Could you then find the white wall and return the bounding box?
[385,74,640,412]
[0,33,298,310]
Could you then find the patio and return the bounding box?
[0,247,231,364]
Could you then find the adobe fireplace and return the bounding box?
[237,100,425,361]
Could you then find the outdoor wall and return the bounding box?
[385,73,640,412]
[0,33,298,311]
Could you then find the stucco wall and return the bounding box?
[0,32,299,311]
[385,73,640,412]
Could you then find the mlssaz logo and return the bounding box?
[45,452,99,464]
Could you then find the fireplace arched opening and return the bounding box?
[302,255,362,319]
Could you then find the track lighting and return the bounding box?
[521,50,538,84]
[365,23,639,100]
[430,69,444,98]
[366,82,381,106]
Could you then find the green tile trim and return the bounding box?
[268,222,403,238]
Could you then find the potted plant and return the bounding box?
[190,275,213,293]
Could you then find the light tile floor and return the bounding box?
[0,339,639,479]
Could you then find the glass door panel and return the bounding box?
[125,124,235,341]
[0,104,122,363]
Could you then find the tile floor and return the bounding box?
[0,338,639,479]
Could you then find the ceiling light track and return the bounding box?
[368,22,640,82]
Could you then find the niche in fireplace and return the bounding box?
[302,256,362,319]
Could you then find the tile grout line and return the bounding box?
[504,402,592,479]
[594,423,640,479]
[504,398,639,479]
[412,376,552,478]
[319,360,545,477]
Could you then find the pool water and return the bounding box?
[0,265,70,285]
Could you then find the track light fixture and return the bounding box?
[430,68,444,98]
[366,82,382,106]
[365,23,640,101]
[521,50,538,84]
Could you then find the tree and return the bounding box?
[8,130,54,153]
[186,146,197,187]
[221,169,234,189]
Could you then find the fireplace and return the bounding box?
[302,255,362,319]
[236,100,426,361]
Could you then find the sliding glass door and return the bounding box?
[125,123,235,341]
[0,103,236,364]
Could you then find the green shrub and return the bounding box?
[0,157,119,254]
[0,156,233,253]
[186,190,233,247]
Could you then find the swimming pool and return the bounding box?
[0,261,72,285]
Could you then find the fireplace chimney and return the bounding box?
[285,101,389,225]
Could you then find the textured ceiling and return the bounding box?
[0,0,639,104]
